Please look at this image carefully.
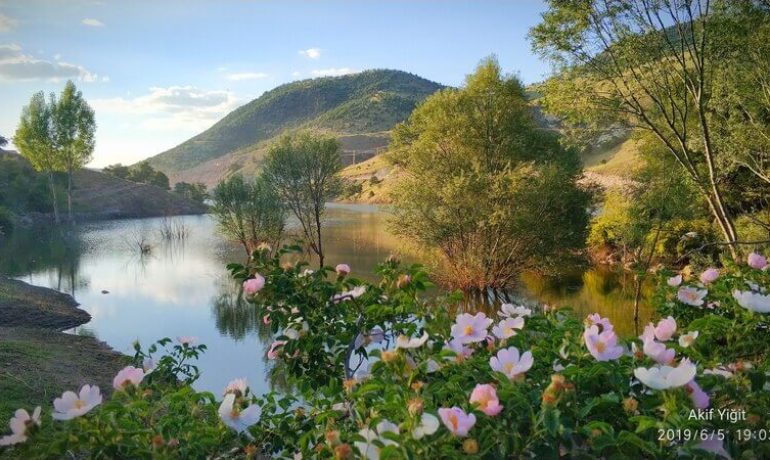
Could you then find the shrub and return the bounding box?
[3,247,770,458]
[0,206,13,237]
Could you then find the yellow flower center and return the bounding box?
[448,413,459,430]
[464,325,474,336]
[596,341,607,353]
[504,362,514,374]
[230,408,241,419]
[74,400,86,410]
[476,393,491,408]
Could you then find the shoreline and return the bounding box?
[0,277,129,418]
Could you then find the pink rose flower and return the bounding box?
[748,252,768,270]
[685,379,710,409]
[112,366,145,391]
[243,275,265,295]
[335,264,351,275]
[469,384,503,416]
[438,407,476,437]
[667,274,682,287]
[450,312,493,344]
[583,325,624,361]
[653,316,677,341]
[490,346,533,380]
[699,268,720,284]
[585,313,613,332]
[267,340,286,360]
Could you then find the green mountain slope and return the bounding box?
[146,69,445,176]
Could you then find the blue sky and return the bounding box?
[0,0,551,167]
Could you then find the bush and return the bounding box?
[0,206,13,237]
[3,247,770,458]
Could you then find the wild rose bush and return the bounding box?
[2,246,770,458]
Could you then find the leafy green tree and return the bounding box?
[102,163,130,180]
[128,161,170,190]
[14,92,62,223]
[173,182,208,204]
[212,174,286,256]
[263,130,343,267]
[529,0,767,260]
[389,58,592,294]
[53,81,95,223]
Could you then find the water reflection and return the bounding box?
[517,268,654,337]
[0,205,651,395]
[211,275,259,341]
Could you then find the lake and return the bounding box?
[1,203,652,396]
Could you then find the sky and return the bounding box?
[0,0,551,167]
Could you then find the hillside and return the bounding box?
[146,69,445,186]
[0,150,206,221]
[339,99,642,204]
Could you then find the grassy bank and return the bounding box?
[0,277,128,419]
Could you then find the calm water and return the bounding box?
[1,204,651,395]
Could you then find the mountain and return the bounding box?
[145,69,445,186]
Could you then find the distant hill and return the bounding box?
[0,150,206,221]
[145,69,445,186]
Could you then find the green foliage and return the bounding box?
[263,130,344,266]
[530,0,770,259]
[5,251,770,458]
[13,81,96,222]
[147,70,444,174]
[128,161,170,190]
[104,162,171,190]
[13,92,59,174]
[172,182,208,204]
[0,154,54,216]
[102,163,130,180]
[212,174,286,255]
[588,142,715,264]
[390,57,592,291]
[0,206,13,237]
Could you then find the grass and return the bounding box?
[0,328,129,418]
[584,137,643,178]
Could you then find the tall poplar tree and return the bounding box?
[53,81,96,223]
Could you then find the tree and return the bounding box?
[14,92,62,223]
[389,58,592,295]
[128,161,170,190]
[0,134,7,147]
[263,130,344,268]
[173,182,208,204]
[529,0,765,260]
[103,163,130,180]
[53,81,96,223]
[212,174,286,256]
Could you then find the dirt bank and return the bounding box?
[0,277,128,419]
[0,276,90,330]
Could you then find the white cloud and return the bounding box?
[310,67,358,77]
[0,14,17,33]
[91,85,240,132]
[81,18,105,27]
[299,48,321,59]
[291,71,301,78]
[0,43,104,82]
[225,72,268,81]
